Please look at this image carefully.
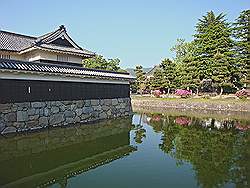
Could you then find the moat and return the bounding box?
[0,111,249,188]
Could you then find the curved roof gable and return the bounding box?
[0,25,95,57]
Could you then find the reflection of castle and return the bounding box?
[0,118,136,188]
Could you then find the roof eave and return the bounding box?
[19,46,95,58]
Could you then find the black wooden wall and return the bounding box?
[0,79,130,103]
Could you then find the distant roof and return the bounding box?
[126,67,152,77]
[145,65,161,76]
[0,58,135,80]
[0,25,95,57]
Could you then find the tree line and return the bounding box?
[134,10,249,94]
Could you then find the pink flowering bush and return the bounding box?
[235,89,247,99]
[235,123,250,131]
[175,89,192,98]
[153,90,162,98]
[175,117,191,126]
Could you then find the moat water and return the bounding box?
[0,111,249,188]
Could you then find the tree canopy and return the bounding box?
[134,10,249,94]
[82,55,124,72]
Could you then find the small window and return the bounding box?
[28,86,31,94]
[57,55,69,62]
[0,54,11,59]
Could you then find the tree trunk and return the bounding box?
[167,88,170,95]
[196,88,199,95]
[220,87,223,95]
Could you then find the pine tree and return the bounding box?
[194,11,236,93]
[160,58,176,93]
[135,65,146,94]
[233,9,250,88]
[170,40,200,92]
[151,68,165,90]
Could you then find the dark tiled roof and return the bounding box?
[0,25,95,56]
[0,31,35,51]
[0,58,134,80]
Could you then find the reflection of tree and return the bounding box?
[149,114,250,188]
[132,114,146,144]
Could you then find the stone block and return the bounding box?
[13,122,25,129]
[62,101,72,105]
[4,112,16,122]
[70,104,77,111]
[17,111,28,122]
[74,116,81,123]
[99,112,107,119]
[101,105,110,111]
[39,117,48,127]
[82,107,93,114]
[1,126,16,134]
[84,100,91,107]
[27,108,36,116]
[76,108,82,116]
[65,118,74,124]
[99,100,105,105]
[64,110,75,118]
[55,101,63,107]
[27,120,38,128]
[39,109,44,116]
[0,103,12,112]
[76,100,83,108]
[103,99,112,105]
[93,105,101,111]
[112,99,119,106]
[81,113,91,120]
[49,114,64,125]
[118,98,124,103]
[0,120,5,132]
[91,99,99,106]
[29,114,39,121]
[51,106,60,114]
[31,102,44,108]
[17,102,30,109]
[44,108,50,116]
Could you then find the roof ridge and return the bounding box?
[36,27,62,43]
[0,30,37,39]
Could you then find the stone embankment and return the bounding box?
[0,98,132,134]
[132,97,250,112]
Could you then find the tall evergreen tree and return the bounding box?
[194,11,236,93]
[160,58,176,93]
[135,65,146,94]
[151,68,165,90]
[233,9,250,88]
[171,40,200,92]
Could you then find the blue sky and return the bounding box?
[0,0,249,68]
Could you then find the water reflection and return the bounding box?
[147,113,250,188]
[0,112,249,188]
[131,114,146,144]
[0,117,136,188]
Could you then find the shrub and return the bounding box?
[235,89,247,99]
[175,89,192,98]
[175,117,191,126]
[153,90,162,98]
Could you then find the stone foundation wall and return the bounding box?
[0,97,132,134]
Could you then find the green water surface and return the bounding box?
[0,111,249,188]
